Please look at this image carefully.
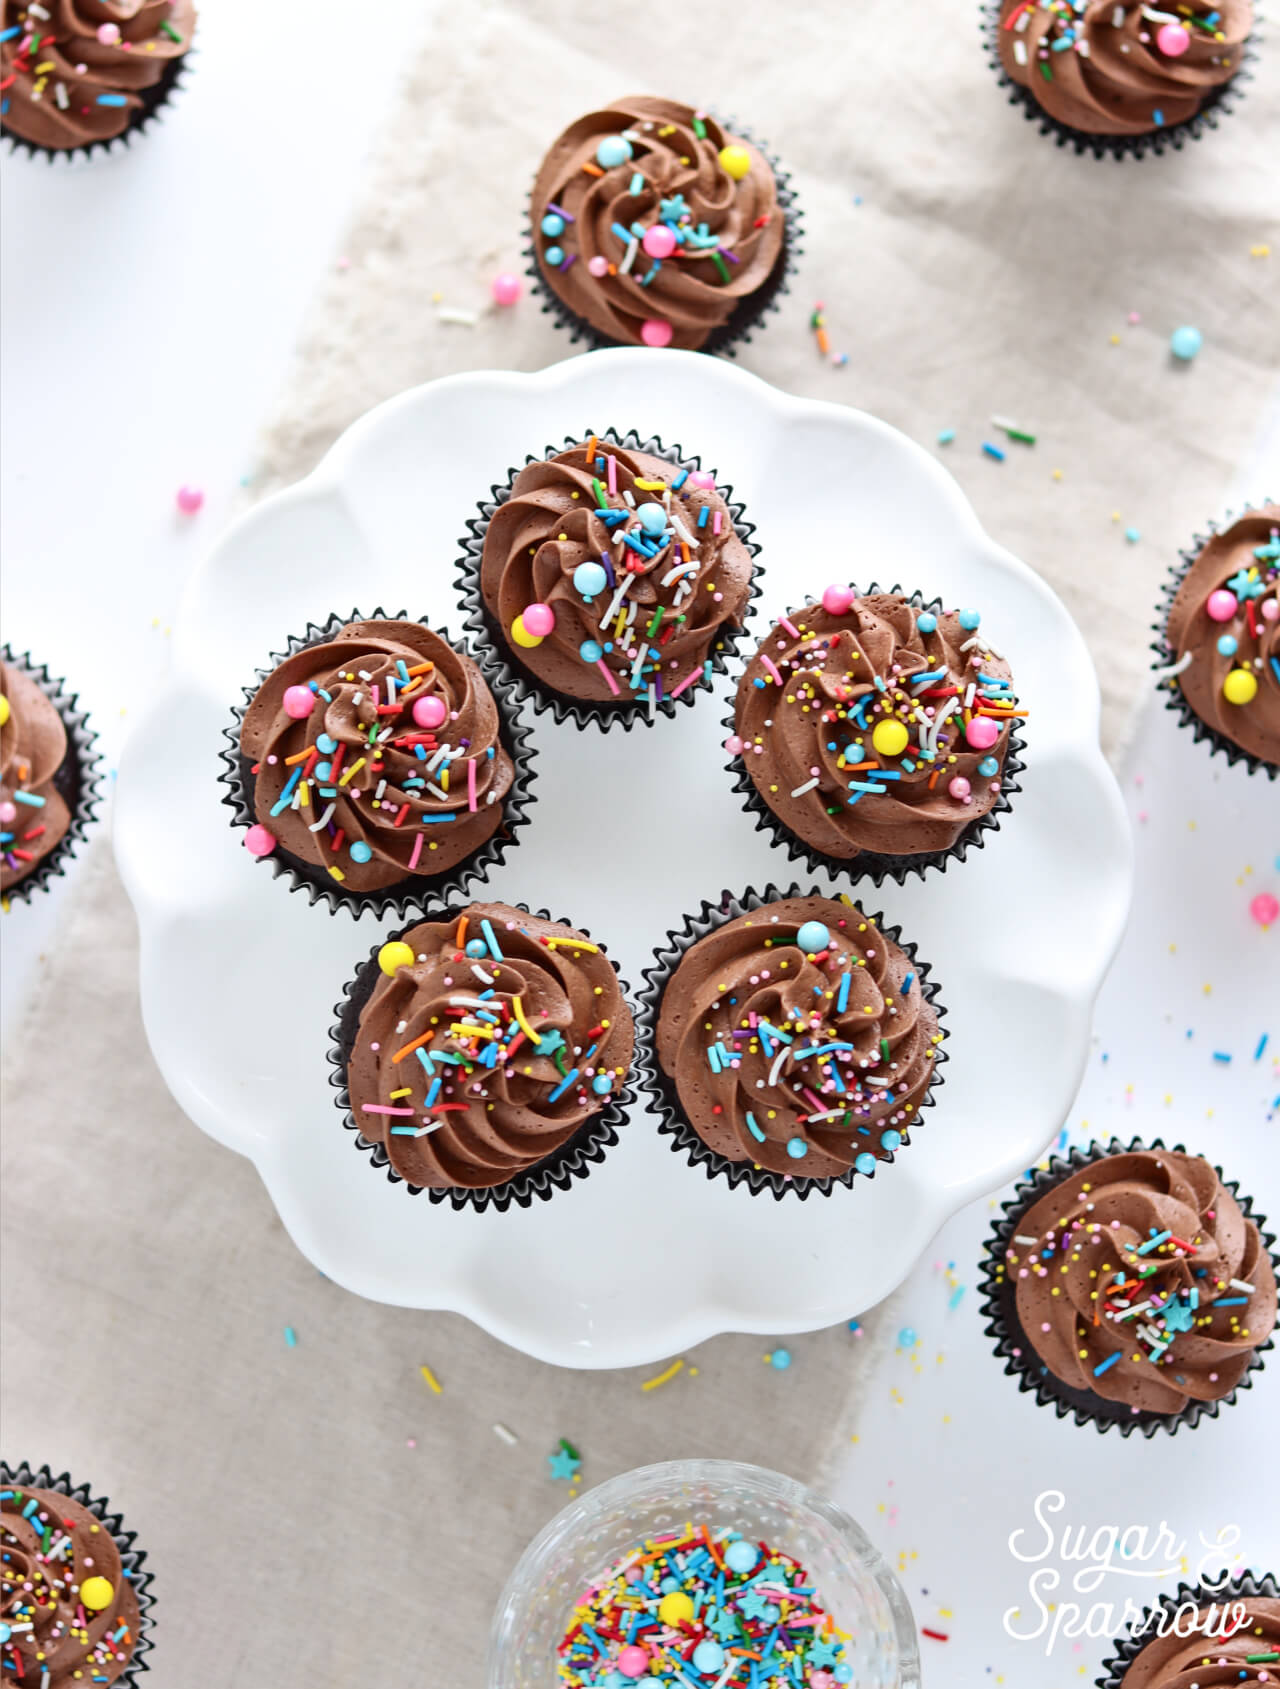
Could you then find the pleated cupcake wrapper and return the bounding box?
[327,902,636,1214]
[218,610,539,921]
[982,2,1259,160]
[2,43,196,166]
[977,1136,1278,1439]
[1095,1570,1280,1689]
[1150,503,1278,781]
[524,115,802,357]
[0,644,101,908]
[455,428,764,732]
[636,882,948,1201]
[0,1460,155,1682]
[723,584,1025,887]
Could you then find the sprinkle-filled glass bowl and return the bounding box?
[488,1458,921,1688]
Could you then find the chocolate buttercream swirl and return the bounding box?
[996,0,1252,137]
[1164,505,1279,769]
[733,593,1019,862]
[531,96,785,349]
[1122,1597,1280,1687]
[655,895,942,1180]
[480,441,754,706]
[0,659,72,891]
[1,1484,140,1687]
[348,902,634,1192]
[0,0,196,152]
[239,620,514,893]
[1006,1150,1278,1417]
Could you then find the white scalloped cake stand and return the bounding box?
[114,349,1132,1368]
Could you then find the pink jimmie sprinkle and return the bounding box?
[713,509,722,535]
[606,454,617,496]
[760,654,783,685]
[596,659,621,696]
[668,666,704,699]
[467,757,478,812]
[408,832,425,871]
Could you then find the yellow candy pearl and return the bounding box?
[1222,668,1258,706]
[80,1577,114,1611]
[658,1591,695,1627]
[0,693,9,728]
[377,941,416,976]
[510,614,543,649]
[871,719,910,757]
[718,144,751,181]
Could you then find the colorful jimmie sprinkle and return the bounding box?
[557,1526,853,1686]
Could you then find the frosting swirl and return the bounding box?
[0,1483,141,1687]
[1,658,73,891]
[531,97,785,349]
[1163,505,1279,769]
[239,620,515,893]
[996,0,1252,137]
[0,0,196,153]
[1122,1598,1280,1688]
[347,902,634,1192]
[1005,1149,1278,1417]
[480,440,754,707]
[654,895,942,1180]
[732,592,1019,862]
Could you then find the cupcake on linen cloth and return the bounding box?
[0,1461,155,1685]
[223,615,535,917]
[989,0,1255,157]
[0,0,197,158]
[727,586,1023,884]
[461,431,759,728]
[1154,503,1279,778]
[330,901,636,1212]
[528,95,799,352]
[979,1141,1278,1436]
[639,888,946,1199]
[0,646,100,904]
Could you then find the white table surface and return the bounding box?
[3,5,1278,1682]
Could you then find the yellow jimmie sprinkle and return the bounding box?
[420,1365,443,1395]
[338,756,366,787]
[511,995,540,1043]
[546,938,600,954]
[641,1358,684,1392]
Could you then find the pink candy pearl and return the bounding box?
[688,470,716,489]
[0,801,16,824]
[1251,892,1279,928]
[812,1675,836,1689]
[244,824,276,858]
[523,601,556,638]
[724,734,744,755]
[948,775,971,801]
[587,255,610,277]
[642,224,677,259]
[282,684,314,719]
[640,318,673,348]
[490,272,522,306]
[175,485,204,515]
[965,716,1001,750]
[97,21,121,43]
[1156,20,1190,54]
[616,1644,650,1678]
[413,695,448,730]
[822,584,855,616]
[1206,588,1238,622]
[1261,599,1278,621]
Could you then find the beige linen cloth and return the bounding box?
[4,3,1278,1684]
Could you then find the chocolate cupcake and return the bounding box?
[0,647,100,905]
[329,901,636,1212]
[1097,1573,1280,1687]
[987,0,1255,158]
[639,887,946,1199]
[726,587,1023,885]
[1,0,196,160]
[221,614,536,919]
[1154,504,1278,778]
[458,430,760,728]
[980,1141,1279,1436]
[528,96,799,354]
[0,1462,154,1685]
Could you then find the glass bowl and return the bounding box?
[488,1458,921,1688]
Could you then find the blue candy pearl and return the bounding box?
[596,134,633,168]
[591,1074,612,1095]
[855,1152,877,1176]
[916,612,937,634]
[693,1641,725,1673]
[540,212,565,238]
[977,755,999,778]
[834,1668,853,1684]
[786,1137,808,1160]
[770,1349,791,1370]
[573,561,608,598]
[958,607,981,630]
[724,1540,757,1574]
[313,761,332,782]
[1217,634,1238,656]
[660,1574,679,1594]
[579,639,604,664]
[796,919,830,954]
[543,245,564,267]
[465,938,489,959]
[316,733,338,754]
[1171,324,1202,361]
[349,841,373,864]
[637,502,667,535]
[881,1128,903,1151]
[899,1326,918,1348]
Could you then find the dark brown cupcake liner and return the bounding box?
[1,644,101,908]
[1151,504,1278,781]
[723,584,1025,887]
[327,902,636,1213]
[978,1136,1278,1438]
[1,40,196,165]
[982,2,1259,160]
[0,1460,155,1682]
[1096,1570,1280,1688]
[455,428,763,731]
[636,882,948,1201]
[524,114,802,357]
[218,610,539,920]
